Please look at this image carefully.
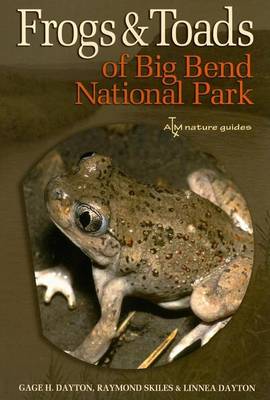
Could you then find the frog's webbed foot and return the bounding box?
[187,168,253,234]
[69,277,129,364]
[168,256,252,362]
[168,317,231,361]
[35,266,76,309]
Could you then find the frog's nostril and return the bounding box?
[51,188,64,201]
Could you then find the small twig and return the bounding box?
[137,328,178,369]
[116,311,136,337]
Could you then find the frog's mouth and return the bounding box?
[50,215,121,268]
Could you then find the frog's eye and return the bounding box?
[75,203,107,234]
[79,152,96,162]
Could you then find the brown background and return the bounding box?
[1,1,270,399]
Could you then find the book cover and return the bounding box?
[1,1,269,399]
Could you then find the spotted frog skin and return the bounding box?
[41,153,253,364]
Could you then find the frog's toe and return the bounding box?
[68,348,101,365]
[43,286,56,304]
[35,267,76,309]
[67,335,111,365]
[168,317,231,362]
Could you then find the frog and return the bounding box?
[36,152,253,364]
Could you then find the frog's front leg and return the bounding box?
[70,277,130,364]
[92,265,114,302]
[35,266,76,309]
[168,256,252,361]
